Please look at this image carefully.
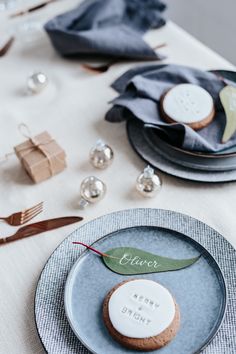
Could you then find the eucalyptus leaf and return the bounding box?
[103,247,200,275]
[220,86,236,143]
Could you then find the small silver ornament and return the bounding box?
[27,71,48,94]
[89,139,114,169]
[136,165,162,198]
[79,176,106,209]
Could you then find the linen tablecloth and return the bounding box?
[0,0,236,353]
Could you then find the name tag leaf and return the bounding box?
[220,86,236,143]
[103,247,200,275]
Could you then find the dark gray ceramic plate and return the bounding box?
[127,119,236,182]
[127,69,236,182]
[144,124,236,158]
[146,69,236,159]
[143,128,236,171]
[64,226,227,354]
[152,69,236,160]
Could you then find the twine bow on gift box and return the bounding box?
[1,123,66,183]
[16,123,57,176]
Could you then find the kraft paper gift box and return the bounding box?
[14,131,66,183]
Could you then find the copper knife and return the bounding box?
[10,0,57,18]
[0,216,83,246]
[0,36,15,57]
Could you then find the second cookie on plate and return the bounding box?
[103,279,180,351]
[160,83,215,130]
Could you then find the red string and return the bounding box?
[72,241,111,258]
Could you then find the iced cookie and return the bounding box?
[160,83,215,130]
[103,279,180,351]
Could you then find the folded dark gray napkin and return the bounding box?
[45,0,166,60]
[105,64,236,153]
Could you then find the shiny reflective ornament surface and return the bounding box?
[27,71,48,94]
[89,139,114,169]
[136,166,162,198]
[79,176,106,209]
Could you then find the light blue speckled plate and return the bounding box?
[64,226,227,354]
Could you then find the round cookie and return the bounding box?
[160,83,215,130]
[103,279,180,351]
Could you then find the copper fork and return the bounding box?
[0,202,43,226]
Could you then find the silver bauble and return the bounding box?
[136,166,162,198]
[27,71,48,94]
[89,139,114,169]
[79,176,106,208]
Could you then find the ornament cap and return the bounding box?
[78,198,89,209]
[143,165,154,179]
[95,139,106,151]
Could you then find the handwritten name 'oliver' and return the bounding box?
[119,253,161,268]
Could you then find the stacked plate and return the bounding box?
[127,70,236,183]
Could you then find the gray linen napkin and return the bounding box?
[45,0,166,60]
[105,64,236,153]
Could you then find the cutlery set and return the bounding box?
[0,202,83,246]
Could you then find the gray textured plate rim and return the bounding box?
[64,225,227,354]
[126,120,236,183]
